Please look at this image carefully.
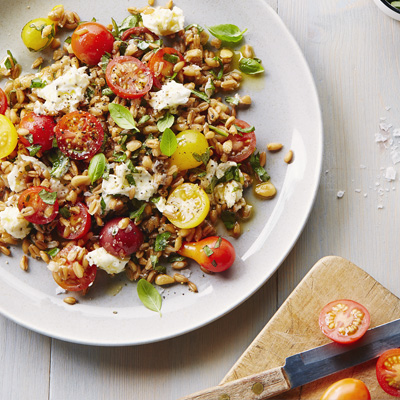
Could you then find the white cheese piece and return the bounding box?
[33,66,90,115]
[49,178,69,200]
[215,161,240,179]
[86,247,129,275]
[199,160,218,189]
[393,128,400,137]
[214,181,243,208]
[391,150,400,165]
[379,122,392,132]
[141,6,184,36]
[154,197,167,213]
[375,133,388,143]
[0,206,31,239]
[148,80,191,113]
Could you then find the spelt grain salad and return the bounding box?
[0,1,288,313]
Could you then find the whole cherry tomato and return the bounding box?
[320,378,371,400]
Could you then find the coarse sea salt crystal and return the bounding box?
[355,189,361,193]
[386,106,391,111]
[385,166,396,181]
[378,205,384,209]
[380,122,393,132]
[56,287,67,295]
[393,128,400,137]
[378,188,385,196]
[360,164,367,169]
[375,133,388,142]
[337,191,345,198]
[391,151,400,164]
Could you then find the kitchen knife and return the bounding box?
[179,318,400,400]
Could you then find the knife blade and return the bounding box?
[179,318,400,400]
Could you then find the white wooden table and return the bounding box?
[2,0,400,398]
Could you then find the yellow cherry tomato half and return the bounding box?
[320,378,371,400]
[170,130,209,171]
[165,183,210,229]
[0,115,18,159]
[21,18,56,52]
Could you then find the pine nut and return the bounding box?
[188,281,198,292]
[284,150,294,164]
[71,175,91,187]
[241,44,254,59]
[155,274,175,286]
[64,297,77,305]
[239,95,252,105]
[267,143,283,152]
[220,48,233,59]
[174,273,188,283]
[255,182,277,199]
[118,218,130,230]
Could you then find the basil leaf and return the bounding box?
[119,14,142,32]
[205,176,218,194]
[30,77,46,88]
[203,245,213,257]
[185,23,204,32]
[126,173,135,185]
[64,36,72,44]
[191,89,210,103]
[204,78,215,98]
[59,207,71,218]
[39,189,57,205]
[109,103,138,130]
[7,50,17,66]
[214,237,222,249]
[150,255,159,268]
[47,248,60,258]
[160,128,177,157]
[88,153,107,184]
[219,166,241,183]
[163,53,179,64]
[250,152,270,182]
[235,124,255,134]
[138,115,150,125]
[27,144,41,156]
[113,151,127,162]
[102,87,114,97]
[26,134,34,144]
[207,24,247,43]
[225,96,239,106]
[111,18,120,38]
[221,210,236,229]
[125,159,137,173]
[208,125,229,137]
[130,203,146,223]
[192,148,210,166]
[239,57,265,75]
[100,197,106,214]
[155,232,172,252]
[167,254,185,263]
[157,112,174,132]
[155,265,167,274]
[100,52,111,73]
[210,56,223,80]
[49,149,70,179]
[4,57,12,70]
[137,279,162,316]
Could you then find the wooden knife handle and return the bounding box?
[178,366,291,400]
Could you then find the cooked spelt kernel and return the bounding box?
[118,218,130,230]
[0,245,11,256]
[39,251,50,263]
[284,150,294,164]
[64,297,77,305]
[20,255,29,271]
[174,273,188,283]
[188,281,198,292]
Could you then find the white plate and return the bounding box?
[0,0,322,346]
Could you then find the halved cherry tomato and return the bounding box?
[0,114,18,159]
[57,202,91,240]
[148,47,185,88]
[376,349,400,397]
[121,26,159,42]
[226,119,256,162]
[105,56,153,99]
[55,111,104,160]
[165,183,210,229]
[319,299,370,344]
[320,378,371,400]
[71,22,115,65]
[52,244,96,292]
[0,88,8,115]
[19,112,56,152]
[178,236,235,272]
[18,186,59,225]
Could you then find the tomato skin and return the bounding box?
[319,300,370,344]
[320,379,371,400]
[121,26,159,42]
[19,112,56,152]
[376,349,400,397]
[106,56,153,99]
[0,88,8,115]
[178,236,235,272]
[99,217,144,258]
[55,111,104,160]
[18,186,59,225]
[227,119,256,163]
[21,18,55,52]
[57,202,91,240]
[71,22,115,65]
[0,114,18,159]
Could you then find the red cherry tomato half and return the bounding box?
[320,378,371,400]
[120,26,159,42]
[0,88,8,115]
[105,56,153,99]
[99,217,144,258]
[71,22,114,66]
[55,111,104,160]
[226,119,256,162]
[178,236,235,272]
[57,202,91,240]
[148,47,185,88]
[376,349,400,397]
[52,244,96,292]
[18,186,59,225]
[319,299,370,344]
[19,112,56,152]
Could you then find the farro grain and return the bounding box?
[259,151,267,167]
[20,255,29,271]
[174,273,188,283]
[200,265,214,275]
[0,245,11,256]
[172,260,188,270]
[39,251,50,263]
[188,281,198,292]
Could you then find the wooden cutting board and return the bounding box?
[220,256,400,399]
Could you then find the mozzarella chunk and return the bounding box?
[214,181,243,208]
[148,80,191,113]
[0,206,31,239]
[33,66,90,115]
[199,160,218,189]
[141,6,184,36]
[86,247,129,275]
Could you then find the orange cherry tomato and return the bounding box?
[320,378,371,400]
[0,88,8,115]
[376,349,400,397]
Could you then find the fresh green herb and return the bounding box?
[239,57,264,75]
[185,23,204,32]
[138,115,151,125]
[119,41,128,56]
[88,153,107,184]
[225,96,240,106]
[137,40,150,51]
[163,53,179,64]
[7,50,17,67]
[119,14,142,32]
[39,189,57,205]
[64,36,72,44]
[27,144,41,156]
[130,203,146,223]
[212,260,218,268]
[100,197,106,214]
[111,18,120,38]
[204,78,215,98]
[4,57,12,70]
[210,56,224,80]
[208,125,229,137]
[103,164,110,181]
[220,166,241,183]
[85,86,95,101]
[150,255,159,268]
[155,265,167,274]
[214,237,222,249]
[125,158,137,173]
[59,207,71,219]
[160,128,178,156]
[192,147,211,166]
[100,52,111,73]
[52,136,58,148]
[47,248,60,258]
[167,254,186,263]
[254,57,262,64]
[157,112,174,132]
[190,89,210,103]
[203,245,214,257]
[108,103,138,131]
[137,278,162,316]
[205,176,218,194]
[102,87,114,97]
[207,24,247,43]
[250,152,270,182]
[234,124,255,133]
[113,151,127,162]
[48,149,70,179]
[30,77,46,88]
[221,210,236,230]
[25,134,33,144]
[155,232,172,252]
[126,174,135,185]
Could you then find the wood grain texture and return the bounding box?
[221,256,400,399]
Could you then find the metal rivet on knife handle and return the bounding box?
[252,382,264,395]
[219,395,230,400]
